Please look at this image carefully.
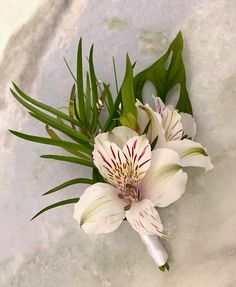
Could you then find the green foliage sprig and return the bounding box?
[10,31,192,219]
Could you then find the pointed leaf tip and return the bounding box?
[30,198,80,221]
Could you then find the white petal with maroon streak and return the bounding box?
[126,199,164,236]
[73,183,126,234]
[95,126,138,149]
[136,100,166,147]
[162,109,184,141]
[93,133,151,190]
[93,139,127,190]
[153,96,184,142]
[153,97,166,116]
[122,135,151,183]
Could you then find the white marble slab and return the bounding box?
[0,0,236,286]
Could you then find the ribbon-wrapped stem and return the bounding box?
[139,234,169,271]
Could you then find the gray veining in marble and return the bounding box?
[0,0,236,286]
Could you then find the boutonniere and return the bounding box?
[10,32,213,271]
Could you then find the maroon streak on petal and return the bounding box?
[139,158,151,168]
[138,145,149,161]
[126,144,131,157]
[110,145,116,159]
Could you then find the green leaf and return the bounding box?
[69,84,76,129]
[119,112,136,130]
[121,54,137,129]
[73,96,81,121]
[12,83,83,126]
[150,135,158,150]
[85,72,91,124]
[103,83,114,114]
[89,44,99,133]
[29,110,92,152]
[92,167,105,182]
[142,120,151,135]
[43,178,95,196]
[31,198,79,220]
[63,57,77,82]
[102,91,122,132]
[159,262,170,272]
[40,154,94,167]
[76,38,86,124]
[134,31,192,115]
[9,129,85,150]
[112,56,119,95]
[45,125,90,159]
[11,89,91,148]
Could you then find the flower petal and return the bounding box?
[164,139,213,171]
[180,113,197,139]
[153,97,184,142]
[93,133,151,190]
[154,96,176,112]
[136,101,151,136]
[153,97,166,115]
[162,109,183,141]
[140,148,188,207]
[73,183,126,234]
[93,138,126,188]
[95,126,138,149]
[126,199,164,236]
[136,100,166,147]
[122,135,152,183]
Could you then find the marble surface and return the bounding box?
[0,0,236,286]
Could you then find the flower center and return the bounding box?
[118,183,139,203]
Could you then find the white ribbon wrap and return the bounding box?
[139,234,168,267]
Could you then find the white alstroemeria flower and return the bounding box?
[74,126,187,236]
[136,98,213,171]
[153,97,196,140]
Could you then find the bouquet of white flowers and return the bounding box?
[10,32,213,272]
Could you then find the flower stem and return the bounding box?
[159,262,170,272]
[139,234,169,269]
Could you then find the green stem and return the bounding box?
[159,262,170,272]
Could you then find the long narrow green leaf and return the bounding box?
[45,125,90,159]
[31,198,79,220]
[102,90,122,132]
[74,96,81,121]
[103,83,114,114]
[120,54,137,129]
[77,38,86,124]
[29,111,92,152]
[11,89,92,151]
[63,57,77,82]
[12,82,82,127]
[11,89,86,141]
[69,84,76,130]
[92,167,105,182]
[112,56,119,95]
[85,72,91,124]
[43,178,95,196]
[9,130,89,152]
[40,154,94,167]
[89,45,99,133]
